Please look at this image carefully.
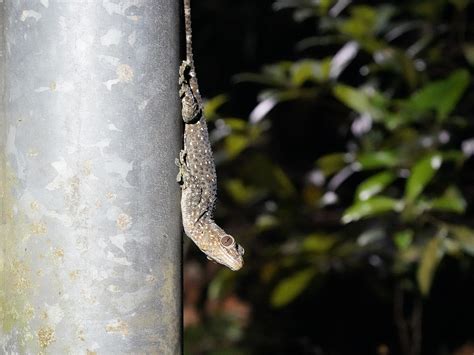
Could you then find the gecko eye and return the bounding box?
[220,235,235,248]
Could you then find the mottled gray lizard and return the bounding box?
[176,0,244,271]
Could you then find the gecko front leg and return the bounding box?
[179,60,201,123]
[175,149,188,187]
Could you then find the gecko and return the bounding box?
[176,0,244,271]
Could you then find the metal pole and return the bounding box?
[1,1,182,353]
[0,1,6,351]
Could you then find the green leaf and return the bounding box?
[429,186,466,214]
[317,153,348,176]
[339,6,377,38]
[408,69,470,121]
[342,196,401,223]
[332,85,367,113]
[355,171,396,201]
[417,237,443,296]
[394,49,419,90]
[262,62,293,84]
[449,0,470,10]
[382,112,405,130]
[333,84,385,119]
[302,234,336,253]
[394,229,414,250]
[272,166,297,198]
[405,153,442,202]
[207,269,235,300]
[255,214,279,231]
[224,134,250,158]
[224,118,247,131]
[463,44,474,66]
[241,155,295,197]
[356,150,399,170]
[449,226,474,256]
[290,59,331,86]
[442,238,462,256]
[224,179,262,205]
[442,150,466,164]
[337,6,390,52]
[291,60,316,86]
[234,62,293,87]
[271,269,316,307]
[204,95,228,120]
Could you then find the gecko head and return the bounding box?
[207,234,244,271]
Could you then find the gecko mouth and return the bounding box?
[222,252,244,271]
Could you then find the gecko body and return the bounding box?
[176,0,244,271]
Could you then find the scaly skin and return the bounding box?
[176,0,244,271]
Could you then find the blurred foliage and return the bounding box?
[184,0,474,354]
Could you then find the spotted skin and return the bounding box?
[177,0,244,271]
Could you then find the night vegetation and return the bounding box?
[184,1,474,354]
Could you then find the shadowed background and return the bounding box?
[183,1,474,354]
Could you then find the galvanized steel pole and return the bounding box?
[0,1,182,353]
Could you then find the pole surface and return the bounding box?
[0,1,182,353]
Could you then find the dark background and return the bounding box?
[183,1,474,354]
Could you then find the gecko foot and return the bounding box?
[179,60,191,85]
[175,158,183,184]
[179,60,201,123]
[176,150,188,186]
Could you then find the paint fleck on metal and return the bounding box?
[24,303,35,320]
[105,191,117,200]
[27,148,39,157]
[116,213,132,231]
[37,326,55,348]
[12,260,30,295]
[68,270,80,280]
[52,248,64,260]
[117,63,134,82]
[30,222,47,235]
[77,327,86,341]
[145,274,156,283]
[20,10,41,22]
[82,160,93,176]
[105,319,129,336]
